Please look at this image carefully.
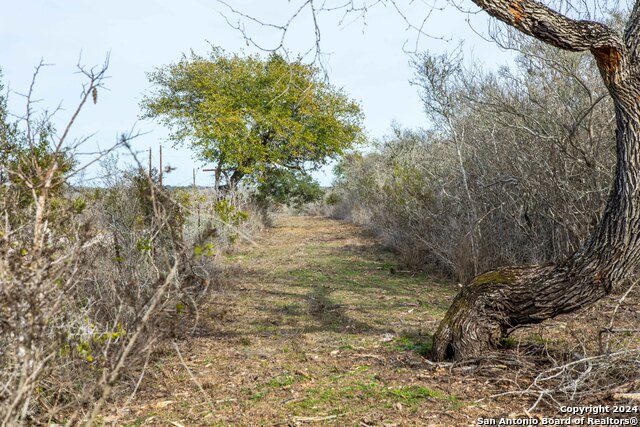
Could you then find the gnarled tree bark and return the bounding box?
[432,0,640,360]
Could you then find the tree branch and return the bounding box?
[625,0,640,63]
[471,0,625,78]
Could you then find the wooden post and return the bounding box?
[159,145,163,187]
[193,168,200,228]
[203,168,218,187]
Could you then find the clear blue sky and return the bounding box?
[0,0,509,186]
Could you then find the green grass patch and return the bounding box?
[293,382,458,413]
[387,385,445,403]
[266,374,302,388]
[392,334,433,356]
[250,391,267,401]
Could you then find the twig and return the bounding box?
[172,341,215,411]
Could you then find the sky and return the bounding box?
[0,0,510,187]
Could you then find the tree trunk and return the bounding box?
[215,169,245,194]
[432,0,640,360]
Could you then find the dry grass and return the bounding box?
[105,216,639,426]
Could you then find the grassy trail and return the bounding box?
[119,216,512,426]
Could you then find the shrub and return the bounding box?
[0,63,229,425]
[255,169,324,210]
[331,39,614,283]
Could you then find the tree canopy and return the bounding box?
[141,48,364,188]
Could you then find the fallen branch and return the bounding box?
[613,393,640,401]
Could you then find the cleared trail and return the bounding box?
[116,216,525,426]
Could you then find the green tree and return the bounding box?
[256,169,324,209]
[141,48,364,189]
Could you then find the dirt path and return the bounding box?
[117,216,521,426]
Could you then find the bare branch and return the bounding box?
[214,0,446,66]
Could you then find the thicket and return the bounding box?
[331,38,615,283]
[0,64,261,425]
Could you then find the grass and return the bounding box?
[387,385,450,402]
[291,379,460,415]
[113,215,541,426]
[392,334,434,356]
[266,374,304,388]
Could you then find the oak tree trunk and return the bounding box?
[432,0,640,360]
